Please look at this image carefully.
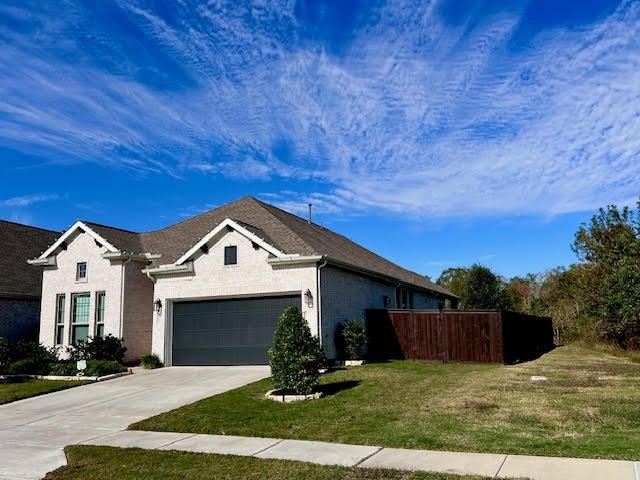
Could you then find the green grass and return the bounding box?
[0,377,87,404]
[45,446,500,480]
[132,345,640,460]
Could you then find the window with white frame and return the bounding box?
[55,294,65,345]
[95,292,105,338]
[224,245,237,265]
[71,293,90,344]
[76,262,87,281]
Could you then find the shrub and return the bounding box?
[336,319,367,360]
[0,337,10,372]
[6,359,45,375]
[48,362,79,376]
[66,335,126,363]
[84,360,127,377]
[0,340,58,374]
[139,353,163,369]
[268,307,323,395]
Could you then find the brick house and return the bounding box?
[29,196,456,365]
[0,220,59,342]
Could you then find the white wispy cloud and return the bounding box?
[1,193,60,207]
[0,0,638,218]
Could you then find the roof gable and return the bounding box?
[174,218,288,265]
[37,221,119,259]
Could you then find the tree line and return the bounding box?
[436,201,640,349]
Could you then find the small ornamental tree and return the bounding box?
[268,307,323,395]
[336,320,367,360]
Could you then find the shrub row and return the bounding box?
[0,336,128,377]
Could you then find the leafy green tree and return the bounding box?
[268,307,324,395]
[461,264,499,309]
[572,202,640,348]
[436,268,468,299]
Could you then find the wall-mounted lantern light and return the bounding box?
[304,289,313,308]
[154,299,163,315]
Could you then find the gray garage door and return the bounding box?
[172,295,301,366]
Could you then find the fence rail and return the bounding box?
[366,309,553,364]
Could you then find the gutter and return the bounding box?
[267,255,323,266]
[27,257,56,266]
[142,262,194,277]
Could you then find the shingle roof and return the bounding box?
[48,196,456,298]
[0,220,59,298]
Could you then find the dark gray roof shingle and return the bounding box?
[44,197,456,298]
[0,220,59,298]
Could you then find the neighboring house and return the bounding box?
[29,196,457,365]
[0,220,59,342]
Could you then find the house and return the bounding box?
[0,220,59,342]
[29,196,457,365]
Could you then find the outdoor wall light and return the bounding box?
[154,299,163,314]
[304,289,313,307]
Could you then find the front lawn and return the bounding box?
[45,446,500,480]
[0,377,87,405]
[132,345,640,460]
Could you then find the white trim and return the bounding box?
[36,221,118,260]
[27,257,56,266]
[142,262,194,276]
[175,218,287,265]
[267,255,323,266]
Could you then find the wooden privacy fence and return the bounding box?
[366,309,554,364]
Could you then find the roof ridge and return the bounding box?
[82,220,140,234]
[0,219,59,234]
[250,197,315,254]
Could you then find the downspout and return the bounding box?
[316,256,328,345]
[119,256,133,338]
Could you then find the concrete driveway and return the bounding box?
[0,366,269,479]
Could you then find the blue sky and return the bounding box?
[1,0,638,279]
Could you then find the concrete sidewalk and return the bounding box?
[83,430,640,480]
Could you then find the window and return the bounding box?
[55,294,65,345]
[224,245,237,265]
[395,288,414,309]
[95,292,105,338]
[76,262,87,281]
[71,293,90,344]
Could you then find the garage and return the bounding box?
[171,294,302,366]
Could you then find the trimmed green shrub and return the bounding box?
[84,360,127,377]
[336,319,367,360]
[0,341,58,374]
[66,335,127,363]
[48,362,78,376]
[6,359,44,375]
[268,307,323,395]
[140,353,163,369]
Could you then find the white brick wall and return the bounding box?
[38,230,154,361]
[320,266,394,359]
[151,230,318,365]
[39,231,123,354]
